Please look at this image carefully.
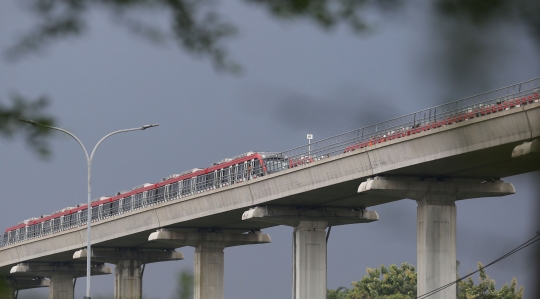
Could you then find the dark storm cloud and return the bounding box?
[237,83,400,136]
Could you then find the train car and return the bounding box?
[1,151,289,247]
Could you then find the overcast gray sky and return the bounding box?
[1,1,539,298]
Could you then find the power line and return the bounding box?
[416,230,540,299]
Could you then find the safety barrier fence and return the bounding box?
[2,78,539,248]
[271,78,540,165]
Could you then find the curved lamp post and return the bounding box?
[19,119,158,299]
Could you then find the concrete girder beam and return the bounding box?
[149,230,270,299]
[73,248,184,299]
[73,248,184,265]
[10,263,111,279]
[148,230,271,248]
[242,207,379,299]
[241,206,379,227]
[10,263,111,299]
[358,176,515,202]
[358,177,515,299]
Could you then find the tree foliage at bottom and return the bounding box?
[328,262,523,299]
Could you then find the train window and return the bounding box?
[122,196,132,212]
[169,182,179,199]
[62,215,70,229]
[216,170,222,187]
[67,214,77,228]
[237,163,245,181]
[189,178,195,193]
[91,206,99,221]
[196,175,205,192]
[111,201,119,215]
[253,159,262,177]
[221,168,229,185]
[43,221,51,235]
[79,210,87,225]
[246,161,252,178]
[2,233,7,245]
[264,157,289,174]
[26,226,33,239]
[53,218,61,232]
[206,172,215,189]
[134,193,143,209]
[35,223,43,237]
[181,180,190,196]
[101,203,111,218]
[156,186,165,203]
[17,227,26,241]
[219,169,224,185]
[143,189,156,206]
[230,165,237,183]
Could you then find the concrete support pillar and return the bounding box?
[416,195,456,299]
[49,273,74,299]
[358,176,515,299]
[242,206,379,299]
[115,259,143,299]
[194,243,225,299]
[10,262,111,299]
[293,221,328,299]
[73,248,184,299]
[149,229,271,299]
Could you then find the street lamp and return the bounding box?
[19,119,158,299]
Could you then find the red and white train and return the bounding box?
[1,152,289,247]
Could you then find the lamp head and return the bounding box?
[19,119,37,126]
[141,124,159,130]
